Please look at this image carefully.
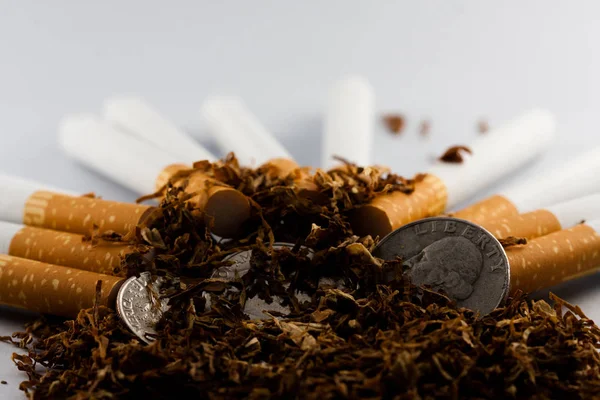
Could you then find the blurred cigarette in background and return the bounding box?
[59,114,250,237]
[200,96,319,194]
[350,109,556,238]
[103,95,216,164]
[200,96,293,167]
[454,146,600,223]
[322,76,375,170]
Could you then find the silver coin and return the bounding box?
[116,272,171,344]
[210,243,315,319]
[372,217,509,315]
[213,242,313,280]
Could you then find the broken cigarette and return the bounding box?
[0,173,152,236]
[0,221,134,275]
[59,114,251,237]
[453,147,600,224]
[322,76,375,169]
[350,109,556,238]
[481,193,600,240]
[200,96,319,195]
[0,254,124,317]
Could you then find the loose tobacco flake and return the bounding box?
[499,236,528,248]
[439,145,473,163]
[383,114,405,135]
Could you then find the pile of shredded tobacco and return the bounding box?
[3,155,600,399]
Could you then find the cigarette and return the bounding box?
[0,221,133,275]
[0,173,152,236]
[454,146,600,224]
[103,95,216,164]
[59,114,251,237]
[480,193,600,240]
[350,109,556,237]
[507,219,600,293]
[200,96,294,167]
[154,164,251,237]
[59,113,181,195]
[199,97,319,196]
[0,173,76,225]
[0,254,124,317]
[322,76,375,169]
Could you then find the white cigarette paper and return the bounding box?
[500,147,600,213]
[432,109,556,209]
[0,174,76,225]
[322,76,375,169]
[200,96,293,166]
[103,95,216,165]
[546,194,600,229]
[59,114,182,195]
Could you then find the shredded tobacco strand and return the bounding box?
[499,236,528,248]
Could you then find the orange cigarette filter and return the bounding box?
[479,209,562,240]
[261,158,322,197]
[8,225,134,275]
[156,164,251,237]
[350,174,448,239]
[506,223,600,294]
[24,191,152,236]
[452,195,519,225]
[0,254,124,318]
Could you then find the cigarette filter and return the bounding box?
[350,109,556,238]
[454,146,600,224]
[103,95,216,164]
[154,164,251,237]
[507,220,600,294]
[200,96,294,167]
[59,114,251,237]
[480,193,600,240]
[0,221,133,275]
[322,76,375,169]
[0,173,151,236]
[0,254,124,317]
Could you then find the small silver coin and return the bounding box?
[116,272,171,344]
[210,243,315,319]
[213,242,314,280]
[372,217,510,315]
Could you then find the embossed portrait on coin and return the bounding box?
[404,236,483,300]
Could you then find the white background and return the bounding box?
[1,1,600,396]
